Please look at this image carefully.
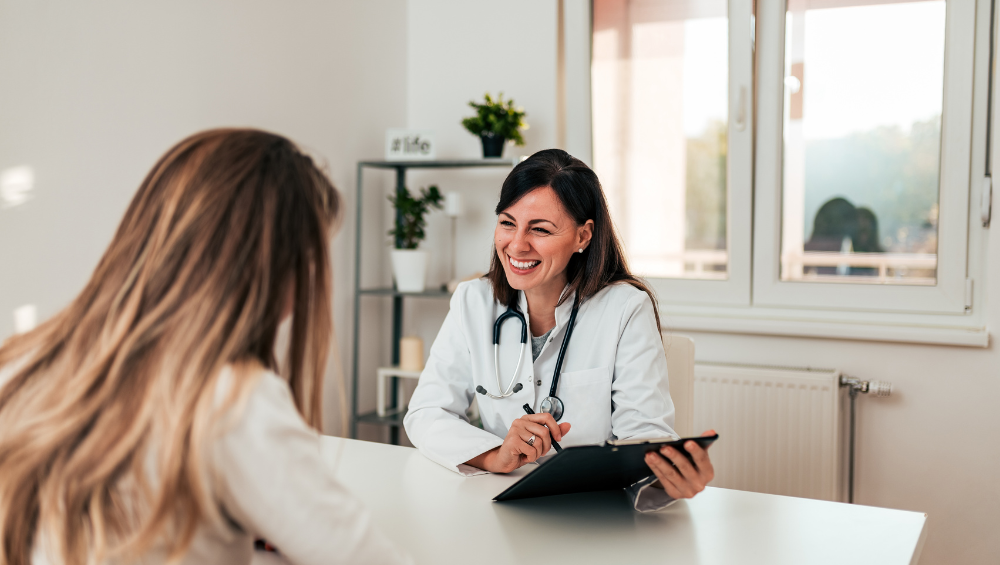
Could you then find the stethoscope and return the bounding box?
[475,300,580,421]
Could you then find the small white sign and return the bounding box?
[385,129,436,161]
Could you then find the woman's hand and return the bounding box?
[643,429,716,500]
[466,414,571,473]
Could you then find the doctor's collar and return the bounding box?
[515,286,581,323]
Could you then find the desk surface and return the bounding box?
[320,437,926,565]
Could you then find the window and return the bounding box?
[755,0,980,314]
[587,0,991,343]
[781,1,945,286]
[591,0,755,305]
[593,1,730,280]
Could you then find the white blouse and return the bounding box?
[403,278,678,511]
[0,364,411,565]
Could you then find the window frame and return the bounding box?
[753,0,978,315]
[575,0,993,346]
[587,0,756,307]
[654,0,756,307]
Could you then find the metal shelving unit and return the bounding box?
[351,158,517,444]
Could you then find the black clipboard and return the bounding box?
[492,434,719,502]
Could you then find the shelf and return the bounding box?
[355,409,407,427]
[376,367,421,417]
[351,157,515,443]
[358,158,518,169]
[358,287,452,298]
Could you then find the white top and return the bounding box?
[403,278,678,511]
[315,436,928,565]
[0,364,411,565]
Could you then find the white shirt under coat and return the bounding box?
[403,278,679,512]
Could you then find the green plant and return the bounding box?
[388,185,444,249]
[461,92,528,146]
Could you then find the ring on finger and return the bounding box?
[526,435,535,447]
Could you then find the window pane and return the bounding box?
[592,0,729,280]
[781,0,945,285]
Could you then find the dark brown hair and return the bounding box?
[0,129,338,565]
[487,149,659,327]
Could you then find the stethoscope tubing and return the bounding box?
[479,299,580,410]
[548,303,579,398]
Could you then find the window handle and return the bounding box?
[982,176,993,227]
[735,86,747,132]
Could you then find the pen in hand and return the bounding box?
[522,404,562,452]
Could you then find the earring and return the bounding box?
[578,248,584,253]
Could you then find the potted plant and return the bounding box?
[461,92,528,158]
[388,184,444,292]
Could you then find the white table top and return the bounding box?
[319,437,927,565]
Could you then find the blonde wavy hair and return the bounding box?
[0,129,339,564]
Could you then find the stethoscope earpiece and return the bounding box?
[477,308,528,400]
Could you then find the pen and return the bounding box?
[522,404,562,452]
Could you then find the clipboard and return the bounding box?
[492,434,719,502]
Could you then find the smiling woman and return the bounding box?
[404,149,716,512]
[493,187,593,335]
[486,149,659,332]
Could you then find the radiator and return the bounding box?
[693,363,845,502]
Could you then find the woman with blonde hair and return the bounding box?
[0,129,410,564]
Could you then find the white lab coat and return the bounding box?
[404,278,678,511]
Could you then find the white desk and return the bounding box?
[312,437,927,565]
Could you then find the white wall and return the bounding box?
[407,0,559,158]
[0,0,408,435]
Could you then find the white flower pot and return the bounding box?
[391,249,428,293]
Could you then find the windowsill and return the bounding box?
[660,304,989,348]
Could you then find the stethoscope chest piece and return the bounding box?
[539,395,564,421]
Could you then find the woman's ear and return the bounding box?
[578,219,595,251]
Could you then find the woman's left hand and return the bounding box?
[643,429,716,500]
